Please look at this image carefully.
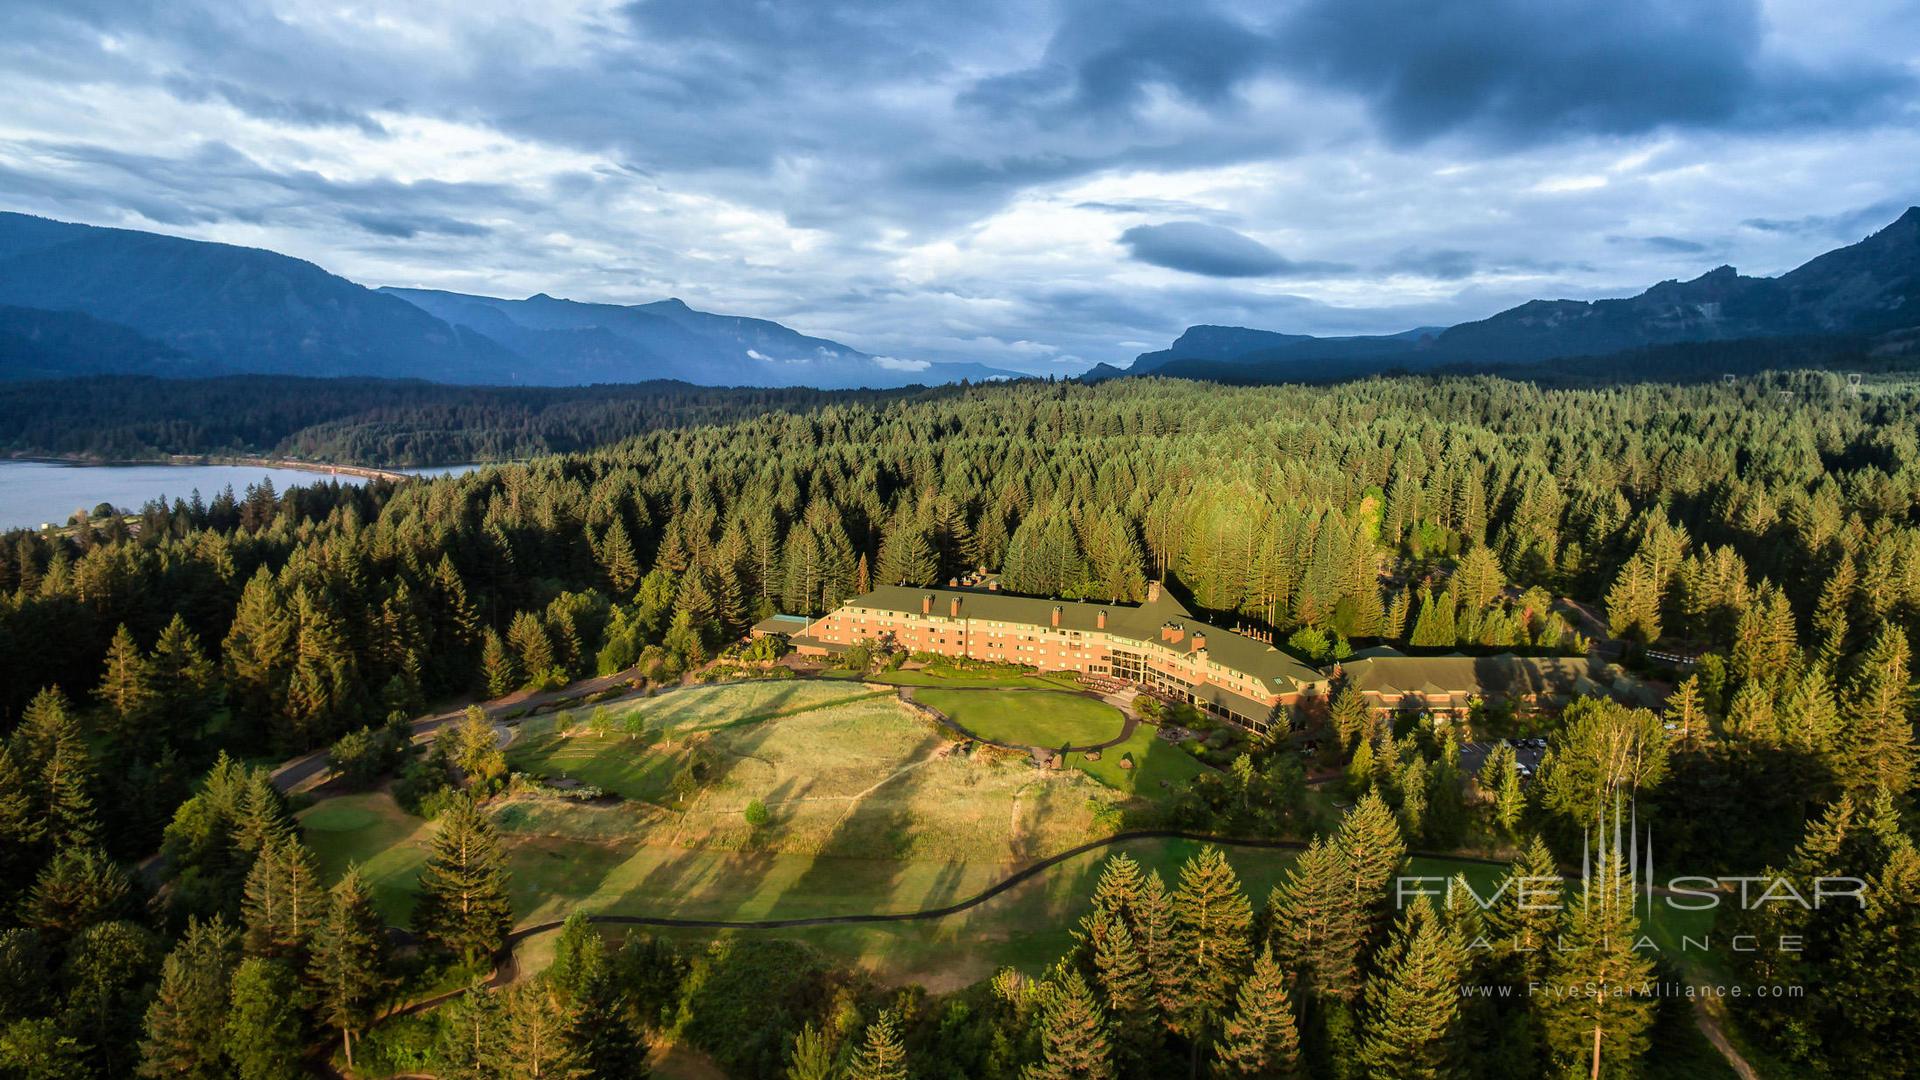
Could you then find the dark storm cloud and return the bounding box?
[1120,222,1350,278]
[1270,0,1913,144]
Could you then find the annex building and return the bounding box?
[787,582,1324,732]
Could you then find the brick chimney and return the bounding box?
[921,594,932,615]
[1192,632,1206,651]
[1163,622,1184,644]
[1051,605,1062,628]
[1097,609,1107,629]
[1146,581,1162,603]
[950,597,961,618]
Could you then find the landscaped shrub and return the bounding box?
[744,798,769,827]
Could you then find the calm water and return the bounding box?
[0,460,482,531]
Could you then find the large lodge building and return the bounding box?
[772,581,1630,736]
[787,581,1324,733]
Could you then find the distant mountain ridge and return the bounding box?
[1127,207,1920,379]
[0,212,1017,389]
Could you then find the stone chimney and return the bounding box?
[1146,581,1162,603]
[1097,609,1107,629]
[1051,605,1062,628]
[950,597,961,618]
[921,594,932,615]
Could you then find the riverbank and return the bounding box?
[6,452,416,482]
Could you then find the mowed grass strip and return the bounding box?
[914,689,1125,748]
[1069,725,1208,794]
[298,791,433,924]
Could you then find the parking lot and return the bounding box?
[1461,737,1547,781]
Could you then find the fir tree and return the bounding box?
[1086,907,1159,1071]
[1356,897,1464,1080]
[96,623,157,747]
[1485,837,1562,986]
[1171,846,1254,1044]
[1211,945,1301,1078]
[847,1009,910,1080]
[566,968,650,1079]
[1336,790,1406,940]
[1840,624,1917,795]
[785,1022,836,1080]
[1539,848,1656,1078]
[138,915,240,1080]
[309,867,388,1069]
[481,627,519,698]
[1023,970,1113,1080]
[1268,837,1365,1001]
[241,834,325,961]
[22,846,131,938]
[501,981,581,1079]
[413,796,513,963]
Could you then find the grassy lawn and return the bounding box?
[824,668,1084,691]
[1069,724,1209,794]
[307,681,1134,930]
[914,688,1125,747]
[506,841,1514,991]
[299,791,433,923]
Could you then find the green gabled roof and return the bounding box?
[1340,654,1599,699]
[838,584,1324,691]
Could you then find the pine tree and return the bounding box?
[11,687,99,851]
[151,613,219,737]
[481,627,519,698]
[1539,849,1656,1078]
[413,796,513,963]
[847,1009,910,1080]
[1356,897,1464,1079]
[1330,686,1369,751]
[223,957,306,1080]
[241,834,325,960]
[1268,836,1365,1001]
[1840,624,1917,795]
[0,743,45,900]
[1663,675,1709,752]
[508,610,556,685]
[785,1022,836,1080]
[1829,839,1920,1077]
[223,566,293,727]
[1024,970,1113,1080]
[1132,869,1182,1021]
[96,623,157,747]
[22,845,131,938]
[566,967,650,1079]
[501,981,581,1079]
[436,979,508,1080]
[1211,945,1301,1078]
[1086,907,1159,1070]
[138,916,240,1080]
[599,518,642,593]
[1171,846,1254,1043]
[1336,790,1407,940]
[309,867,388,1070]
[1485,837,1562,985]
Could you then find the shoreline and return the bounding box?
[7,452,414,483]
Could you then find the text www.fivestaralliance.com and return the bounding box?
[1462,983,1804,1000]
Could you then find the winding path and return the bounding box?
[377,829,1511,1021]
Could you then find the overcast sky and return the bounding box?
[2,0,1916,372]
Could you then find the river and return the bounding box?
[0,460,483,531]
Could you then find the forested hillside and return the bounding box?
[0,375,921,465]
[2,371,1917,1076]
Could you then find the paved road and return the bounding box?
[270,667,639,793]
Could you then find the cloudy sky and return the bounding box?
[2,0,1916,373]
